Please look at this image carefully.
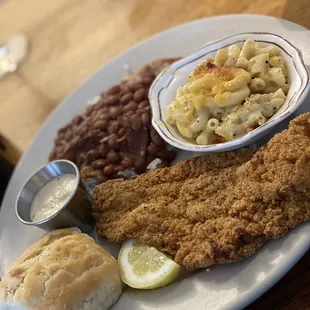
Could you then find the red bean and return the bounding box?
[108,136,119,150]
[123,101,138,113]
[100,130,109,138]
[141,112,151,126]
[114,164,124,173]
[133,88,148,102]
[85,150,98,164]
[108,121,120,134]
[123,116,131,127]
[109,106,122,119]
[121,158,133,169]
[73,115,83,126]
[107,151,121,164]
[120,93,133,105]
[127,83,143,92]
[138,100,149,109]
[131,114,141,131]
[126,110,135,118]
[97,99,107,109]
[98,110,110,121]
[103,164,114,176]
[106,95,119,106]
[99,144,108,157]
[107,85,121,95]
[142,106,151,113]
[98,113,110,121]
[64,131,72,141]
[151,129,164,145]
[85,105,94,116]
[118,127,126,137]
[100,104,109,113]
[93,120,108,130]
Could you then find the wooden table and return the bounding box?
[0,0,309,309]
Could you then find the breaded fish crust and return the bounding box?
[93,113,310,270]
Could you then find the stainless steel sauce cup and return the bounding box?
[15,160,95,233]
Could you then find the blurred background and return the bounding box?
[0,0,309,155]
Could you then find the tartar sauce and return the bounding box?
[30,174,77,222]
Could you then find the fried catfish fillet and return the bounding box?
[93,113,310,270]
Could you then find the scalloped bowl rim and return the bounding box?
[149,32,310,152]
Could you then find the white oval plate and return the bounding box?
[1,15,310,310]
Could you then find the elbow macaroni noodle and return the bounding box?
[167,39,290,145]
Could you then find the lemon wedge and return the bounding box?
[118,239,181,289]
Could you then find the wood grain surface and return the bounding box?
[0,0,309,309]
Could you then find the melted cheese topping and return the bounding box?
[166,39,289,144]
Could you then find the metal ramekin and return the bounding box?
[15,160,95,233]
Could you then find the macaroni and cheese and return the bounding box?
[166,39,290,145]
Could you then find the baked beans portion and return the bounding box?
[49,59,179,184]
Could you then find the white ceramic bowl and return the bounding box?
[149,32,310,152]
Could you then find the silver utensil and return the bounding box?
[15,160,95,233]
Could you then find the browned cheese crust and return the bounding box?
[190,59,238,80]
[93,113,310,270]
